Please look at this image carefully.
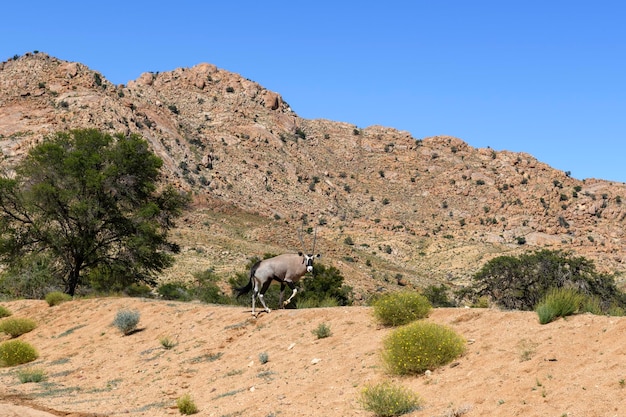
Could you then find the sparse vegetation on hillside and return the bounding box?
[45,291,72,306]
[113,309,141,335]
[360,380,422,416]
[382,321,465,375]
[0,317,37,338]
[465,249,626,313]
[372,291,432,326]
[0,340,38,366]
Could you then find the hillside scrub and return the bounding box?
[534,287,613,324]
[0,317,37,337]
[467,249,626,312]
[359,380,422,416]
[0,340,38,366]
[382,321,465,375]
[372,291,432,326]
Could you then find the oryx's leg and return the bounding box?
[283,281,298,306]
[278,282,286,308]
[256,279,272,314]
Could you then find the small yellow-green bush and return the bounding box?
[0,317,37,338]
[359,380,422,416]
[45,291,72,306]
[176,393,199,415]
[535,287,585,324]
[0,305,11,318]
[0,340,38,366]
[17,367,47,383]
[382,321,465,375]
[372,291,432,326]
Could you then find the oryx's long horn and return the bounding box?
[311,227,317,254]
[298,226,307,253]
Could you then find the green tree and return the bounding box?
[0,129,189,296]
[467,249,625,311]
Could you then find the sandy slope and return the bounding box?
[0,298,624,417]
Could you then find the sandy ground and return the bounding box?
[0,298,624,417]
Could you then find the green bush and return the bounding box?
[0,318,37,337]
[298,296,339,309]
[607,304,625,316]
[17,367,47,383]
[312,323,332,339]
[468,249,626,311]
[382,321,465,375]
[299,263,353,307]
[159,336,176,350]
[191,269,231,304]
[0,305,11,318]
[112,309,140,335]
[535,287,585,324]
[124,283,153,298]
[535,303,557,325]
[373,291,432,326]
[176,393,199,415]
[359,380,422,416]
[422,284,455,307]
[0,340,38,366]
[45,291,72,306]
[0,254,58,299]
[157,282,192,301]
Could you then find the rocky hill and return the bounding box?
[2,52,626,298]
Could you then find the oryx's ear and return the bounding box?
[298,251,303,256]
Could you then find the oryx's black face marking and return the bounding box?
[303,254,315,273]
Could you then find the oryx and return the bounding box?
[235,229,320,316]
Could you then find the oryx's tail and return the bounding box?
[235,260,261,298]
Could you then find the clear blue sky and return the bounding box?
[2,1,625,182]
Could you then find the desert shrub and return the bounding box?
[535,287,585,324]
[258,352,269,364]
[45,291,72,306]
[608,305,625,316]
[0,254,59,299]
[382,321,465,375]
[0,340,38,366]
[17,367,47,383]
[359,380,422,416]
[468,249,626,311]
[176,393,199,415]
[373,291,432,326]
[580,295,603,315]
[312,323,332,339]
[297,296,339,309]
[299,263,353,307]
[191,269,232,304]
[160,336,176,350]
[124,283,153,298]
[0,318,37,337]
[157,282,192,301]
[112,309,140,335]
[535,303,557,325]
[0,305,11,318]
[422,284,455,307]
